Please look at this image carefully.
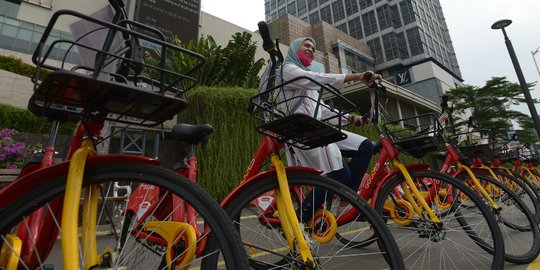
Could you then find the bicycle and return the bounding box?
[0,1,248,269]
[456,130,540,223]
[334,84,506,269]
[119,123,215,264]
[509,143,540,191]
[214,21,406,269]
[426,124,540,264]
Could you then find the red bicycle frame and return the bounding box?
[1,118,161,269]
[124,141,209,256]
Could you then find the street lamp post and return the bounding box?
[492,19,540,138]
[532,47,540,79]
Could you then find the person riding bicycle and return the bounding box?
[278,37,381,222]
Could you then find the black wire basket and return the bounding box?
[447,130,495,160]
[383,113,445,158]
[491,141,519,161]
[249,75,357,150]
[519,144,540,163]
[28,9,205,127]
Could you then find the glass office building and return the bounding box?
[265,0,463,102]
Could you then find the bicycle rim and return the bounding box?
[456,172,540,264]
[491,170,540,224]
[0,162,248,270]
[374,169,505,269]
[224,171,405,269]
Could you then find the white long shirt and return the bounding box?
[280,63,367,173]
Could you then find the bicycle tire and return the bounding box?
[522,169,540,193]
[223,171,405,269]
[487,170,540,224]
[0,162,248,270]
[374,169,505,269]
[455,172,540,264]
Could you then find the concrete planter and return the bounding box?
[0,168,21,189]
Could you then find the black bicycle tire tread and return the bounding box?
[456,172,540,264]
[374,169,505,270]
[223,171,405,270]
[0,162,249,270]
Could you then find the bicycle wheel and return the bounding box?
[521,169,540,193]
[488,170,540,224]
[224,171,405,269]
[374,169,505,269]
[0,162,248,270]
[455,172,540,264]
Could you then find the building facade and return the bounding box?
[264,0,463,103]
[0,0,439,123]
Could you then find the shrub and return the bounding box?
[0,128,39,169]
[0,55,49,80]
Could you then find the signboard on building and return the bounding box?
[395,69,412,86]
[135,0,201,43]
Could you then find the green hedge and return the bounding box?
[0,55,48,80]
[183,86,262,200]
[0,104,76,134]
[182,86,423,200]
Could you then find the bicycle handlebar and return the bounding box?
[258,21,275,53]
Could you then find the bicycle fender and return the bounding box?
[369,163,430,207]
[220,166,322,208]
[0,154,160,210]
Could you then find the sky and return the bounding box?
[200,0,540,114]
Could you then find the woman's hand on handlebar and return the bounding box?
[348,114,371,128]
[359,71,382,86]
[344,71,382,86]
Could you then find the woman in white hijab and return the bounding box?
[279,37,381,222]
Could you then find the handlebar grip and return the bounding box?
[258,21,275,52]
[441,95,448,110]
[363,71,373,81]
[363,71,378,88]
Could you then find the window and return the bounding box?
[344,0,358,16]
[278,6,286,16]
[382,32,399,61]
[336,23,347,33]
[400,0,416,24]
[376,5,392,30]
[332,0,345,22]
[362,10,378,36]
[359,0,373,9]
[0,15,80,64]
[0,0,20,17]
[309,11,320,23]
[270,0,277,11]
[407,27,424,56]
[390,4,402,28]
[396,31,409,58]
[367,37,383,64]
[287,2,297,16]
[343,48,372,72]
[308,0,318,10]
[320,5,332,24]
[348,17,363,39]
[297,0,307,15]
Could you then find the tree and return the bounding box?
[445,76,538,144]
[168,32,265,89]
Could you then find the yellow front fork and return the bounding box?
[458,163,500,210]
[61,139,98,270]
[0,234,22,270]
[392,161,441,226]
[270,154,316,268]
